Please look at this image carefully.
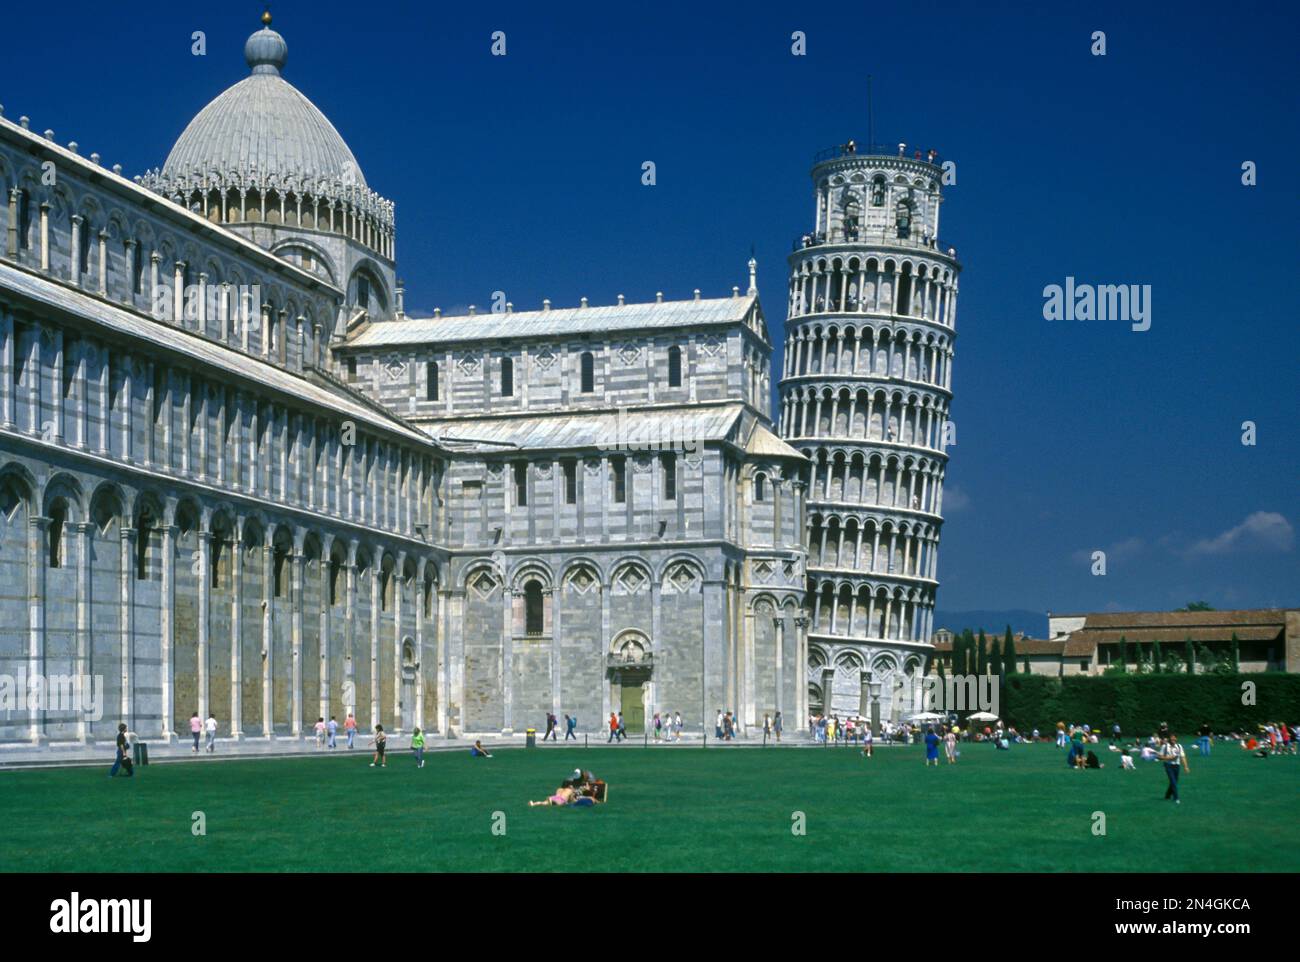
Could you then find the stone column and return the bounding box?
[290,539,304,738]
[773,616,786,718]
[261,529,274,738]
[72,520,92,743]
[27,516,48,744]
[319,534,333,727]
[345,541,358,720]
[119,525,135,731]
[0,309,13,429]
[393,550,405,732]
[230,518,243,739]
[369,549,380,730]
[794,616,810,727]
[159,522,177,741]
[414,559,425,731]
[38,202,50,272]
[197,529,210,726]
[502,585,515,733]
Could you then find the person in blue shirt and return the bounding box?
[565,714,577,740]
[924,727,941,767]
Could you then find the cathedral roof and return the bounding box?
[346,294,761,347]
[161,15,366,191]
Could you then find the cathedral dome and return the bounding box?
[161,15,366,190]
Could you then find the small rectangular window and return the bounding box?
[346,357,357,379]
[513,461,528,507]
[580,352,595,393]
[426,361,439,401]
[563,459,577,504]
[501,356,514,397]
[612,456,626,503]
[662,452,677,501]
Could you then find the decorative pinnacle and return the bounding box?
[262,9,273,26]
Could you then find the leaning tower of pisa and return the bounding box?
[777,141,960,730]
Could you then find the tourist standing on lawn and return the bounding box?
[1197,722,1212,757]
[370,725,387,768]
[204,713,218,753]
[1159,733,1189,803]
[109,723,134,778]
[411,727,425,767]
[924,726,941,766]
[189,711,202,752]
[345,713,358,749]
[861,721,872,758]
[944,727,958,764]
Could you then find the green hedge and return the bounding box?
[999,673,1300,735]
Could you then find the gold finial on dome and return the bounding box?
[261,9,272,26]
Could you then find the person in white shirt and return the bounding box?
[204,714,217,753]
[1158,733,1190,803]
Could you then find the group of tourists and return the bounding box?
[652,711,685,741]
[541,712,579,741]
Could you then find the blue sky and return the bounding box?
[4,1,1296,617]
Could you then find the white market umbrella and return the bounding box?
[967,711,1000,721]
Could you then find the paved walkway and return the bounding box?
[0,730,883,770]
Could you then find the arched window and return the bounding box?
[329,556,342,606]
[524,580,544,636]
[135,512,153,580]
[667,345,682,387]
[48,501,67,568]
[426,361,438,401]
[754,473,767,502]
[274,545,288,598]
[17,191,32,250]
[500,356,514,397]
[357,275,370,311]
[580,351,594,393]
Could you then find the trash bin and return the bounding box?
[525,728,536,748]
[133,741,149,766]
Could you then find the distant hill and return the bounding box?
[932,609,1049,639]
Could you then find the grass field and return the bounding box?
[1,742,1295,872]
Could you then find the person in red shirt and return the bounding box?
[607,713,618,743]
[344,713,358,749]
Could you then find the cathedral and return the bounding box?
[0,15,957,745]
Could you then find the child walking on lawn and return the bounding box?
[370,725,387,768]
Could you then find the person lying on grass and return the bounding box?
[529,785,596,808]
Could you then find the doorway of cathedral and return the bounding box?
[608,630,652,734]
[620,680,645,734]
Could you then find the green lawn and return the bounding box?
[1,743,1295,872]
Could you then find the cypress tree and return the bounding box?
[1231,633,1241,672]
[989,634,1003,677]
[1118,636,1129,670]
[1023,656,1030,673]
[1003,626,1017,675]
[977,629,989,675]
[1153,641,1163,673]
[961,629,976,676]
[1185,636,1195,674]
